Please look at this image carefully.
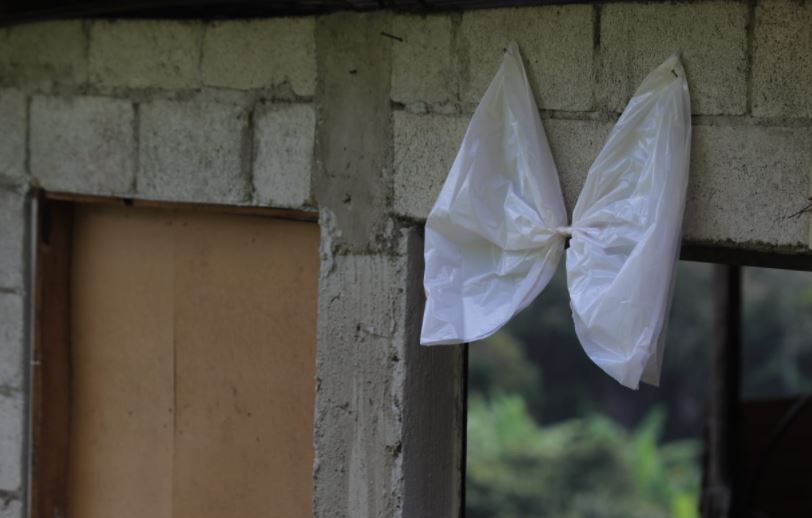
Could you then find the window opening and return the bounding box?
[466,261,812,518]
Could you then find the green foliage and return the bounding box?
[466,395,700,518]
[465,263,812,517]
[469,332,542,411]
[624,408,700,518]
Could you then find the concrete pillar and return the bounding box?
[312,13,464,518]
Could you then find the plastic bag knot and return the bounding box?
[554,226,573,237]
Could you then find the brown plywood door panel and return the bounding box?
[66,204,318,518]
[69,206,175,518]
[172,211,318,517]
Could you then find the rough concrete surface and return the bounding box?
[0,392,22,491]
[0,294,23,389]
[202,18,316,96]
[139,100,249,203]
[0,21,86,88]
[684,124,812,247]
[392,112,615,221]
[1,7,812,518]
[31,95,135,195]
[0,499,21,518]
[393,109,812,250]
[393,111,469,220]
[598,1,748,115]
[391,15,455,105]
[89,20,202,90]
[314,227,464,518]
[0,90,26,182]
[753,0,812,118]
[254,103,315,208]
[459,6,593,111]
[545,118,613,214]
[314,13,393,252]
[0,190,24,291]
[314,246,409,518]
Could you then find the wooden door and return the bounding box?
[34,201,319,518]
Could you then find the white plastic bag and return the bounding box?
[420,42,567,347]
[420,42,691,390]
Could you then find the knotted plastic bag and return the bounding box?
[420,42,691,389]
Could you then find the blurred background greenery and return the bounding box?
[466,262,812,518]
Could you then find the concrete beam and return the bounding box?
[685,123,812,248]
[313,13,394,253]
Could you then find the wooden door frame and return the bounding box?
[29,190,317,518]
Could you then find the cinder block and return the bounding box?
[0,294,24,389]
[459,6,593,111]
[599,2,748,115]
[545,118,613,214]
[31,96,135,195]
[89,20,202,90]
[139,100,249,203]
[393,112,469,220]
[0,20,86,88]
[0,499,22,518]
[391,15,455,104]
[752,0,812,118]
[253,103,315,208]
[684,125,812,247]
[392,112,614,221]
[0,392,23,491]
[0,190,25,291]
[202,18,316,96]
[0,90,25,181]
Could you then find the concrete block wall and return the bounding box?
[0,17,326,518]
[0,2,811,517]
[392,0,812,252]
[0,13,461,518]
[0,188,26,516]
[1,18,318,206]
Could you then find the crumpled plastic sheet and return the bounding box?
[420,42,691,389]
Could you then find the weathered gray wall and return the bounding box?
[0,1,811,517]
[392,1,812,251]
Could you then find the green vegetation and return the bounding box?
[467,394,699,518]
[466,263,812,517]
